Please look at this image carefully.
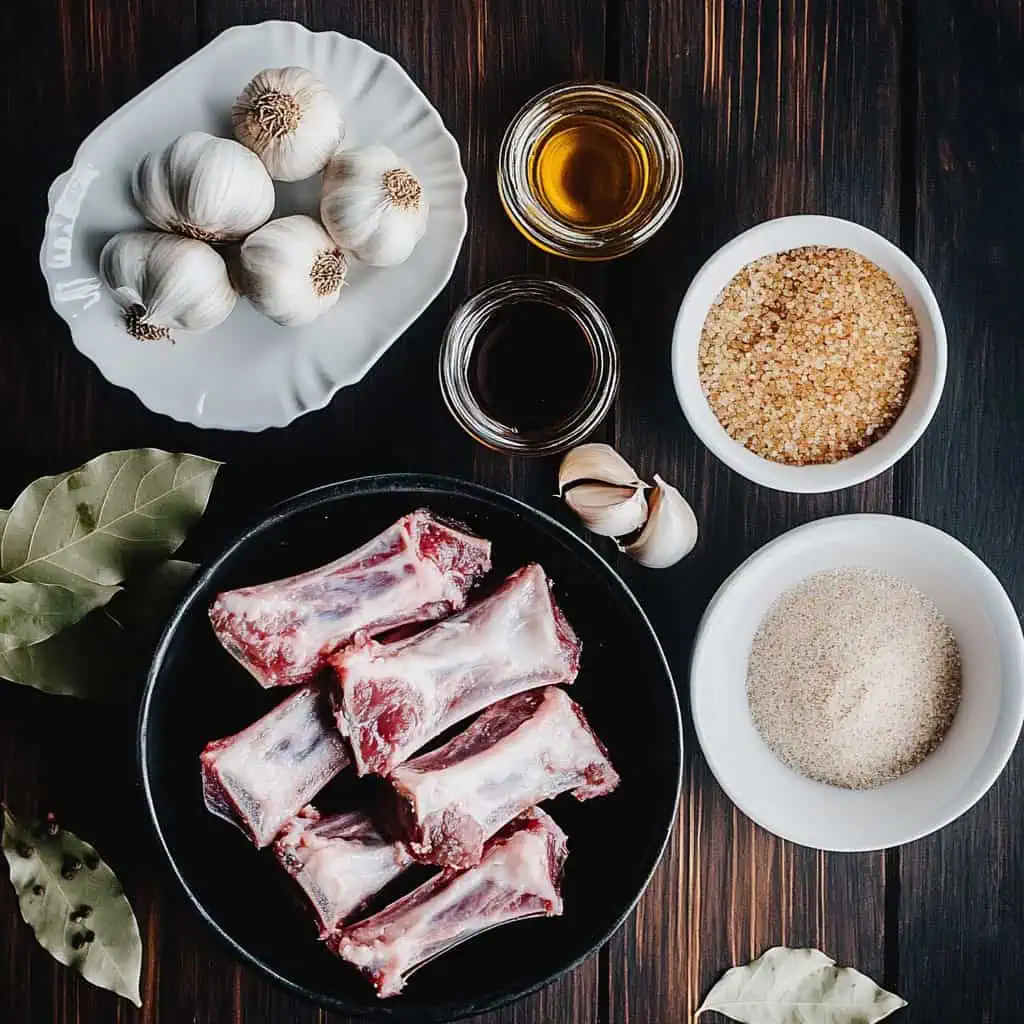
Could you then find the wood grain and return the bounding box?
[896,2,1024,1021]
[1,1,1022,1022]
[1,1,609,1022]
[607,2,898,1020]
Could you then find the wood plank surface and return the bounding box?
[896,2,1024,1021]
[606,2,898,1020]
[0,1,1022,1023]
[1,1,610,1023]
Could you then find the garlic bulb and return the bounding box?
[240,215,348,327]
[99,230,236,340]
[232,67,344,182]
[558,443,646,494]
[563,483,648,538]
[621,475,698,568]
[320,144,429,266]
[132,131,275,242]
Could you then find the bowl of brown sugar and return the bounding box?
[672,216,947,492]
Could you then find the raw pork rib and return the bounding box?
[330,807,567,998]
[391,686,618,868]
[209,510,492,687]
[330,563,581,776]
[200,683,350,848]
[273,806,412,937]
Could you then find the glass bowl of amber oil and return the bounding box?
[498,82,683,260]
[439,278,620,455]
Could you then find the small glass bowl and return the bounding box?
[498,81,684,260]
[439,277,620,455]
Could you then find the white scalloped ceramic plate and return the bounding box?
[39,21,467,431]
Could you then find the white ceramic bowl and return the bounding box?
[691,514,1024,851]
[671,216,947,493]
[39,21,467,431]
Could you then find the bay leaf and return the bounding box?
[0,579,119,653]
[0,450,220,589]
[0,560,197,699]
[2,807,142,1006]
[697,946,906,1024]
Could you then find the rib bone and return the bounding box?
[391,686,618,868]
[273,806,412,937]
[331,563,581,776]
[209,510,492,687]
[200,682,350,848]
[330,807,567,998]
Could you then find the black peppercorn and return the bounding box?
[60,854,83,880]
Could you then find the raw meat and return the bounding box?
[391,686,618,868]
[200,683,350,848]
[209,510,492,687]
[331,563,581,776]
[273,806,412,937]
[330,807,567,998]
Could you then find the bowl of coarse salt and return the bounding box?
[690,514,1024,851]
[671,215,947,493]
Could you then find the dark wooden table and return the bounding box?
[2,1,1022,1022]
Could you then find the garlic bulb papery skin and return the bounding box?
[621,475,698,568]
[232,67,344,182]
[99,230,236,340]
[558,443,647,495]
[240,215,348,327]
[320,144,429,267]
[564,482,648,538]
[132,131,275,242]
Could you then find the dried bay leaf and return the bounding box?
[0,560,197,699]
[697,946,906,1024]
[0,450,220,589]
[2,808,142,1006]
[0,579,119,652]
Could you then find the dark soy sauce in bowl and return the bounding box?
[468,301,593,434]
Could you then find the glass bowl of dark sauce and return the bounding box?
[439,278,619,455]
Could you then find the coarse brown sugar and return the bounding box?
[698,246,920,465]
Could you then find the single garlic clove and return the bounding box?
[232,66,345,182]
[564,482,648,538]
[240,215,348,327]
[132,131,275,242]
[558,443,647,495]
[99,230,236,341]
[320,143,429,267]
[620,475,698,568]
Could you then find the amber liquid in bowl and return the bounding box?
[499,82,683,260]
[529,116,650,228]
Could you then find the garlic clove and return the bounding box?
[564,482,648,538]
[320,143,429,267]
[132,131,275,242]
[240,215,348,327]
[558,443,647,495]
[620,474,698,568]
[232,66,345,182]
[99,230,236,340]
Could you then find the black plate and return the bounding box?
[139,474,682,1021]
